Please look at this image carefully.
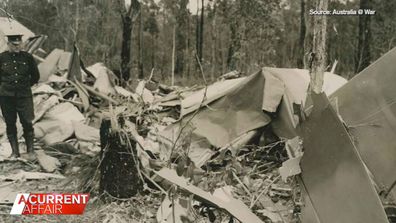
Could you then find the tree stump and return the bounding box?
[99,119,143,198]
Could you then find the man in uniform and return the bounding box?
[0,32,40,159]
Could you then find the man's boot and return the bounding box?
[9,137,20,158]
[24,133,36,161]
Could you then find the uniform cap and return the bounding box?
[6,34,23,45]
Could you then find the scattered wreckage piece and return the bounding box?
[0,170,65,181]
[156,195,196,223]
[136,80,155,104]
[219,130,260,156]
[180,77,245,117]
[88,63,117,95]
[35,150,61,173]
[82,83,120,105]
[154,167,264,223]
[279,137,303,182]
[68,80,90,112]
[330,47,396,199]
[34,102,85,144]
[32,83,59,95]
[33,94,60,123]
[72,121,100,142]
[157,68,346,168]
[41,142,80,166]
[299,93,388,223]
[159,70,271,156]
[296,47,396,222]
[0,142,12,160]
[38,49,71,82]
[264,68,347,138]
[0,183,20,204]
[67,44,83,82]
[217,70,242,81]
[25,35,47,54]
[114,85,138,100]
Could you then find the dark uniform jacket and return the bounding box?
[0,50,40,97]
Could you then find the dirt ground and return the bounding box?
[0,143,300,223]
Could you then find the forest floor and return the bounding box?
[0,140,301,223]
[0,154,161,223]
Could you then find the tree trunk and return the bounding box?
[161,12,167,81]
[326,18,333,69]
[119,0,140,83]
[309,0,329,94]
[186,13,191,77]
[297,0,306,69]
[304,0,315,69]
[74,0,79,41]
[195,0,200,63]
[227,21,241,71]
[151,34,156,70]
[175,0,189,76]
[99,119,142,198]
[355,0,372,74]
[120,14,132,82]
[211,2,217,80]
[171,25,176,86]
[138,8,144,79]
[198,0,204,62]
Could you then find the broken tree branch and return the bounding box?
[232,171,253,198]
[250,176,281,209]
[141,171,167,195]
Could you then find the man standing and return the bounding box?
[0,33,40,159]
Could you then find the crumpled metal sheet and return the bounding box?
[34,102,85,144]
[155,168,264,223]
[268,68,347,138]
[298,177,320,223]
[72,121,100,142]
[299,93,388,223]
[180,77,246,117]
[0,183,20,204]
[158,68,346,168]
[38,49,64,82]
[330,47,396,198]
[160,70,271,149]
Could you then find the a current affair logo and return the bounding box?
[10,193,90,215]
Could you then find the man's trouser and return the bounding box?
[0,96,35,156]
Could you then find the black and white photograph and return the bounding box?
[0,0,395,222]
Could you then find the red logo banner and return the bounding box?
[10,193,90,215]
